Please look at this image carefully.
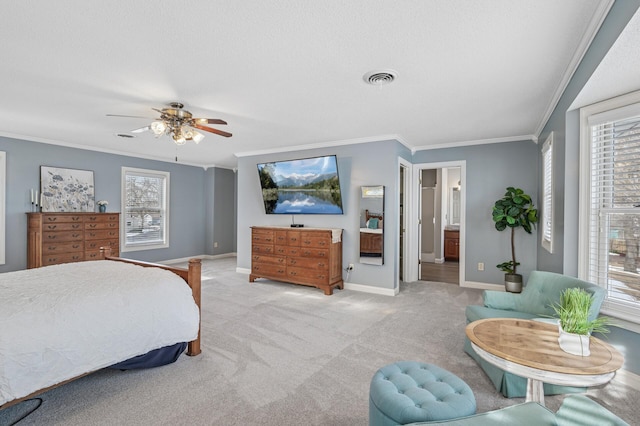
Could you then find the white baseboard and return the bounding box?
[421,252,436,263]
[462,281,504,291]
[344,281,398,296]
[435,257,444,264]
[159,252,237,265]
[236,266,251,275]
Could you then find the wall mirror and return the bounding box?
[450,187,460,225]
[359,185,384,265]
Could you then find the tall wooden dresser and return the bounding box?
[27,212,120,269]
[250,226,343,295]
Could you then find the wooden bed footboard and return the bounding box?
[1,251,202,410]
[99,247,202,356]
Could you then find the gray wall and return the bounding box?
[209,167,237,255]
[237,140,405,291]
[536,0,640,374]
[0,136,234,272]
[412,140,539,285]
[538,0,640,276]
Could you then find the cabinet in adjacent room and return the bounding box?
[250,226,343,295]
[444,229,459,261]
[27,212,120,268]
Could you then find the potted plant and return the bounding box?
[552,287,611,356]
[492,187,538,292]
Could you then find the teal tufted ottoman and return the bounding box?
[369,361,476,426]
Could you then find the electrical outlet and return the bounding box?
[478,262,484,271]
[348,263,354,271]
[214,242,218,248]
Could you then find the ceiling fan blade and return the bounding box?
[131,126,150,133]
[194,118,227,125]
[194,124,232,138]
[106,114,151,119]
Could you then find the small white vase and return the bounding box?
[558,324,591,356]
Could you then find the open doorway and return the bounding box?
[407,161,465,286]
[419,167,460,284]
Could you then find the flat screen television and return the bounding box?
[257,155,344,214]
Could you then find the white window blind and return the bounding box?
[541,133,554,253]
[121,167,170,251]
[588,111,640,321]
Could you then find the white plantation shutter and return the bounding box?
[541,133,554,253]
[587,108,640,321]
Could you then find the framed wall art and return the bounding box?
[40,166,95,212]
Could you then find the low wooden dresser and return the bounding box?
[27,212,120,268]
[250,226,343,295]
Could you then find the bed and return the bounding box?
[0,248,202,409]
[360,210,383,257]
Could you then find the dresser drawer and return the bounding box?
[43,241,84,253]
[275,230,288,245]
[252,254,286,266]
[85,239,118,251]
[286,231,301,246]
[252,229,275,244]
[252,243,275,255]
[85,214,120,223]
[286,267,329,285]
[251,262,286,277]
[288,257,329,270]
[85,230,119,240]
[85,247,119,260]
[43,231,83,242]
[42,222,83,231]
[299,248,329,258]
[274,245,288,255]
[43,214,83,223]
[85,221,119,230]
[300,234,331,248]
[42,252,84,266]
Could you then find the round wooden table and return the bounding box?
[466,318,624,405]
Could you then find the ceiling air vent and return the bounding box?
[363,69,397,86]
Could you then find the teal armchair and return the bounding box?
[464,271,606,398]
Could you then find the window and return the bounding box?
[541,133,554,253]
[121,167,169,252]
[580,95,640,324]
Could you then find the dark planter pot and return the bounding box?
[505,273,523,293]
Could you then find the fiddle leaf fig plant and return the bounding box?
[492,187,538,274]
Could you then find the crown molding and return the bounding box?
[0,131,221,169]
[533,0,615,137]
[234,134,411,158]
[412,134,537,152]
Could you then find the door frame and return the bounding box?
[406,160,466,285]
[398,157,412,286]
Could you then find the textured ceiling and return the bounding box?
[0,1,612,168]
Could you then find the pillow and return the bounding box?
[378,219,383,229]
[367,218,379,229]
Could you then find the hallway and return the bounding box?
[420,261,459,285]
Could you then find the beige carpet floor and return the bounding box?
[1,256,637,425]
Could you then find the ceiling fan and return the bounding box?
[108,102,232,145]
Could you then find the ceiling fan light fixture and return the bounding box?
[182,126,195,140]
[150,120,167,135]
[192,131,205,144]
[173,131,186,145]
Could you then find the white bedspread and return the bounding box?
[0,260,199,405]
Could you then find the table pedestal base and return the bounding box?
[526,378,545,406]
